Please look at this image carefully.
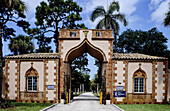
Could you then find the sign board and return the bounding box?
[116,86,124,90]
[47,85,55,90]
[114,91,126,97]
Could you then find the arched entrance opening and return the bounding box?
[64,39,107,103]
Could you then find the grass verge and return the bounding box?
[0,102,53,111]
[93,93,99,98]
[117,103,170,111]
[73,92,83,97]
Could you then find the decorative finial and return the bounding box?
[139,62,141,68]
[31,62,33,67]
[83,31,89,38]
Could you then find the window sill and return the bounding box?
[26,91,38,93]
[133,92,146,95]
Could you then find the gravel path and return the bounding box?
[47,92,121,111]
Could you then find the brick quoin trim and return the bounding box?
[152,61,156,103]
[163,61,168,103]
[123,61,128,103]
[59,40,64,102]
[54,60,58,103]
[112,60,117,104]
[15,60,20,101]
[106,40,113,98]
[44,60,48,101]
[5,60,10,99]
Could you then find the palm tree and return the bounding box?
[8,35,34,55]
[164,3,170,27]
[90,1,128,51]
[0,0,28,97]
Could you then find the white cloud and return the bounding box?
[76,0,139,29]
[149,0,163,10]
[78,0,139,16]
[119,0,139,16]
[150,0,170,24]
[23,0,48,26]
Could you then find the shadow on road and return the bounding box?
[73,98,99,101]
[73,93,100,102]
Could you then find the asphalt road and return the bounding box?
[47,92,121,111]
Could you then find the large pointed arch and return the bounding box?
[65,38,107,62]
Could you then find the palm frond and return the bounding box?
[90,6,106,22]
[164,10,170,27]
[96,18,105,29]
[110,19,119,36]
[107,1,119,15]
[18,0,28,12]
[111,13,128,26]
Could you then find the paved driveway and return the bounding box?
[47,92,121,111]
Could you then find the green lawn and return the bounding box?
[93,93,99,98]
[0,102,53,111]
[73,92,83,97]
[117,104,170,111]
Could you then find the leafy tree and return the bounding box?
[164,2,170,27]
[90,1,128,51]
[32,0,86,53]
[71,53,91,92]
[117,28,170,68]
[90,79,96,93]
[0,0,29,97]
[8,35,34,55]
[71,70,84,92]
[71,53,90,72]
[84,74,90,91]
[94,59,102,83]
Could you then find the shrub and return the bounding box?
[43,100,46,103]
[31,100,34,103]
[0,98,12,109]
[61,93,66,99]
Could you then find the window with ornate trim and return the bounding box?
[27,76,37,91]
[25,64,39,92]
[134,78,144,93]
[133,66,147,93]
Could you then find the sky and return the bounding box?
[3,0,170,79]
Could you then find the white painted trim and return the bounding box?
[40,103,58,111]
[112,104,125,111]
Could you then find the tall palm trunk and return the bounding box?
[0,26,3,98]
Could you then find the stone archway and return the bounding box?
[58,29,114,104]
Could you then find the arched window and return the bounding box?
[25,65,39,91]
[133,68,147,93]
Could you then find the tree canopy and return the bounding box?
[71,53,91,92]
[0,0,29,40]
[28,0,87,53]
[90,1,128,51]
[117,28,170,67]
[164,2,170,27]
[0,0,29,98]
[8,35,34,55]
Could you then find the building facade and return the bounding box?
[3,29,169,104]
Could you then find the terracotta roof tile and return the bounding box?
[112,53,168,60]
[5,53,59,59]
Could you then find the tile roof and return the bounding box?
[112,53,168,60]
[5,53,59,59]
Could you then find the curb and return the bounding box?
[40,103,58,111]
[112,104,125,111]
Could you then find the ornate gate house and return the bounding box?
[3,29,168,104]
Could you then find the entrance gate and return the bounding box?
[58,29,114,104]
